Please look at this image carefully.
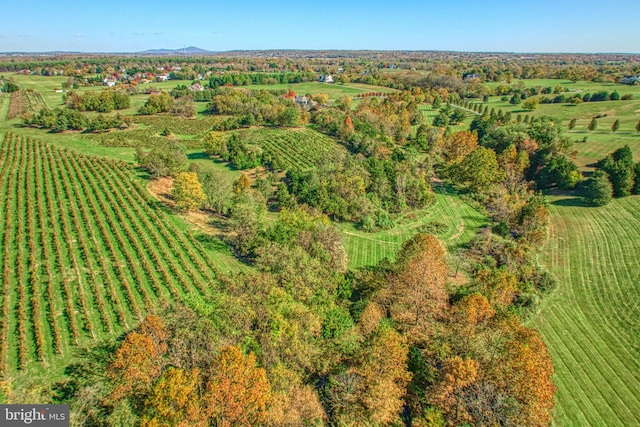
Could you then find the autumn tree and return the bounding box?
[498,144,529,193]
[473,267,519,309]
[233,173,251,194]
[142,367,205,427]
[336,95,352,111]
[428,356,480,425]
[326,322,412,426]
[109,316,168,401]
[266,364,326,426]
[390,234,449,341]
[312,93,329,105]
[203,130,227,156]
[518,192,550,247]
[172,172,206,211]
[203,346,271,427]
[355,326,412,424]
[442,130,478,164]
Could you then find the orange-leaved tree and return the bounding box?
[109,315,168,401]
[390,234,449,341]
[203,345,271,427]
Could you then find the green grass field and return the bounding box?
[417,104,477,134]
[341,187,487,269]
[243,81,397,104]
[532,195,640,426]
[474,79,640,169]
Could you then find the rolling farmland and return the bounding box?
[0,133,221,374]
[533,196,640,426]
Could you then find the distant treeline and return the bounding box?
[207,72,317,88]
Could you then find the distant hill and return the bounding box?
[138,46,213,55]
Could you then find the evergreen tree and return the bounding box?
[611,119,620,133]
[568,118,577,131]
[588,117,597,133]
[634,163,640,195]
[583,170,613,206]
[607,161,634,197]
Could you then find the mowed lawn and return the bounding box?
[341,188,487,269]
[532,195,640,426]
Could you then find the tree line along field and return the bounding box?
[0,133,222,375]
[532,196,640,427]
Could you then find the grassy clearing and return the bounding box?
[415,104,476,135]
[341,187,487,269]
[532,195,640,427]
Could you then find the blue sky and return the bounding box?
[2,0,639,53]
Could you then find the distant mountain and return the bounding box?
[138,46,213,55]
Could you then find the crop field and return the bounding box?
[0,133,222,375]
[532,195,640,427]
[234,127,344,171]
[7,90,48,120]
[341,188,487,269]
[86,115,236,149]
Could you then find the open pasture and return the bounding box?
[533,195,640,427]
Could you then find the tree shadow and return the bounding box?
[551,197,586,207]
[187,151,209,160]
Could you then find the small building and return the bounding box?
[103,76,117,87]
[189,83,205,92]
[156,73,169,82]
[463,73,482,81]
[319,74,334,83]
[294,95,310,106]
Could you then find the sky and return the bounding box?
[1,0,639,53]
